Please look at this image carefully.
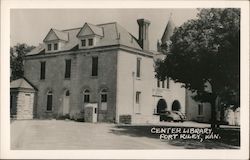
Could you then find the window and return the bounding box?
[40,61,46,80]
[166,77,170,89]
[198,104,203,115]
[48,44,51,51]
[136,91,141,104]
[10,95,13,109]
[65,59,71,78]
[101,89,107,103]
[162,80,165,88]
[100,89,107,110]
[81,39,86,46]
[157,79,160,88]
[65,90,70,96]
[47,91,53,111]
[54,43,58,50]
[88,38,93,46]
[92,57,98,76]
[136,58,141,78]
[83,89,90,103]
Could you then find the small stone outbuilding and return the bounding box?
[10,78,37,119]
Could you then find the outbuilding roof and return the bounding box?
[10,78,36,91]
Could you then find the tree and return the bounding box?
[10,43,35,81]
[156,8,240,128]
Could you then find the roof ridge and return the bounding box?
[62,27,82,31]
[97,22,117,26]
[52,28,64,32]
[61,22,117,32]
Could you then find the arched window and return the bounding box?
[83,89,90,103]
[156,99,167,114]
[100,89,108,110]
[47,90,53,111]
[172,100,181,111]
[100,89,107,103]
[65,90,70,96]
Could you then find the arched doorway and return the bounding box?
[172,100,181,111]
[156,99,167,114]
[63,90,70,115]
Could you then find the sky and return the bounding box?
[10,9,198,50]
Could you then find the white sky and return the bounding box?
[10,9,198,50]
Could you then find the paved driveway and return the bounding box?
[11,120,239,150]
[11,120,181,150]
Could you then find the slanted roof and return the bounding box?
[27,21,145,56]
[26,43,45,56]
[161,14,175,44]
[43,28,68,42]
[10,78,36,91]
[87,23,104,36]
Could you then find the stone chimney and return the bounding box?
[137,19,151,51]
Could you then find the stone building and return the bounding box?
[10,78,37,119]
[11,17,188,124]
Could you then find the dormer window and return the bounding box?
[81,39,86,47]
[54,43,58,50]
[43,28,69,53]
[88,38,93,46]
[48,44,52,51]
[77,23,104,49]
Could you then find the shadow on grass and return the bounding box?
[109,125,240,149]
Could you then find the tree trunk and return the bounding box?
[210,96,217,129]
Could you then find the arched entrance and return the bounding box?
[63,90,70,115]
[172,100,181,111]
[156,99,167,114]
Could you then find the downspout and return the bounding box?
[132,71,135,120]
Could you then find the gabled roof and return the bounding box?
[77,23,103,37]
[161,14,175,44]
[27,21,144,56]
[43,28,69,42]
[10,78,36,91]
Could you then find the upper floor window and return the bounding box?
[88,38,93,46]
[136,58,141,78]
[135,91,141,104]
[54,43,58,50]
[40,61,46,80]
[47,90,53,111]
[157,79,160,88]
[81,39,86,47]
[48,44,52,51]
[166,77,170,89]
[92,57,98,76]
[65,59,71,79]
[162,80,165,88]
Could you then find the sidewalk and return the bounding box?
[120,121,240,129]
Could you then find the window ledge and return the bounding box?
[45,110,53,113]
[90,76,98,79]
[136,77,141,80]
[197,115,204,117]
[64,78,71,80]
